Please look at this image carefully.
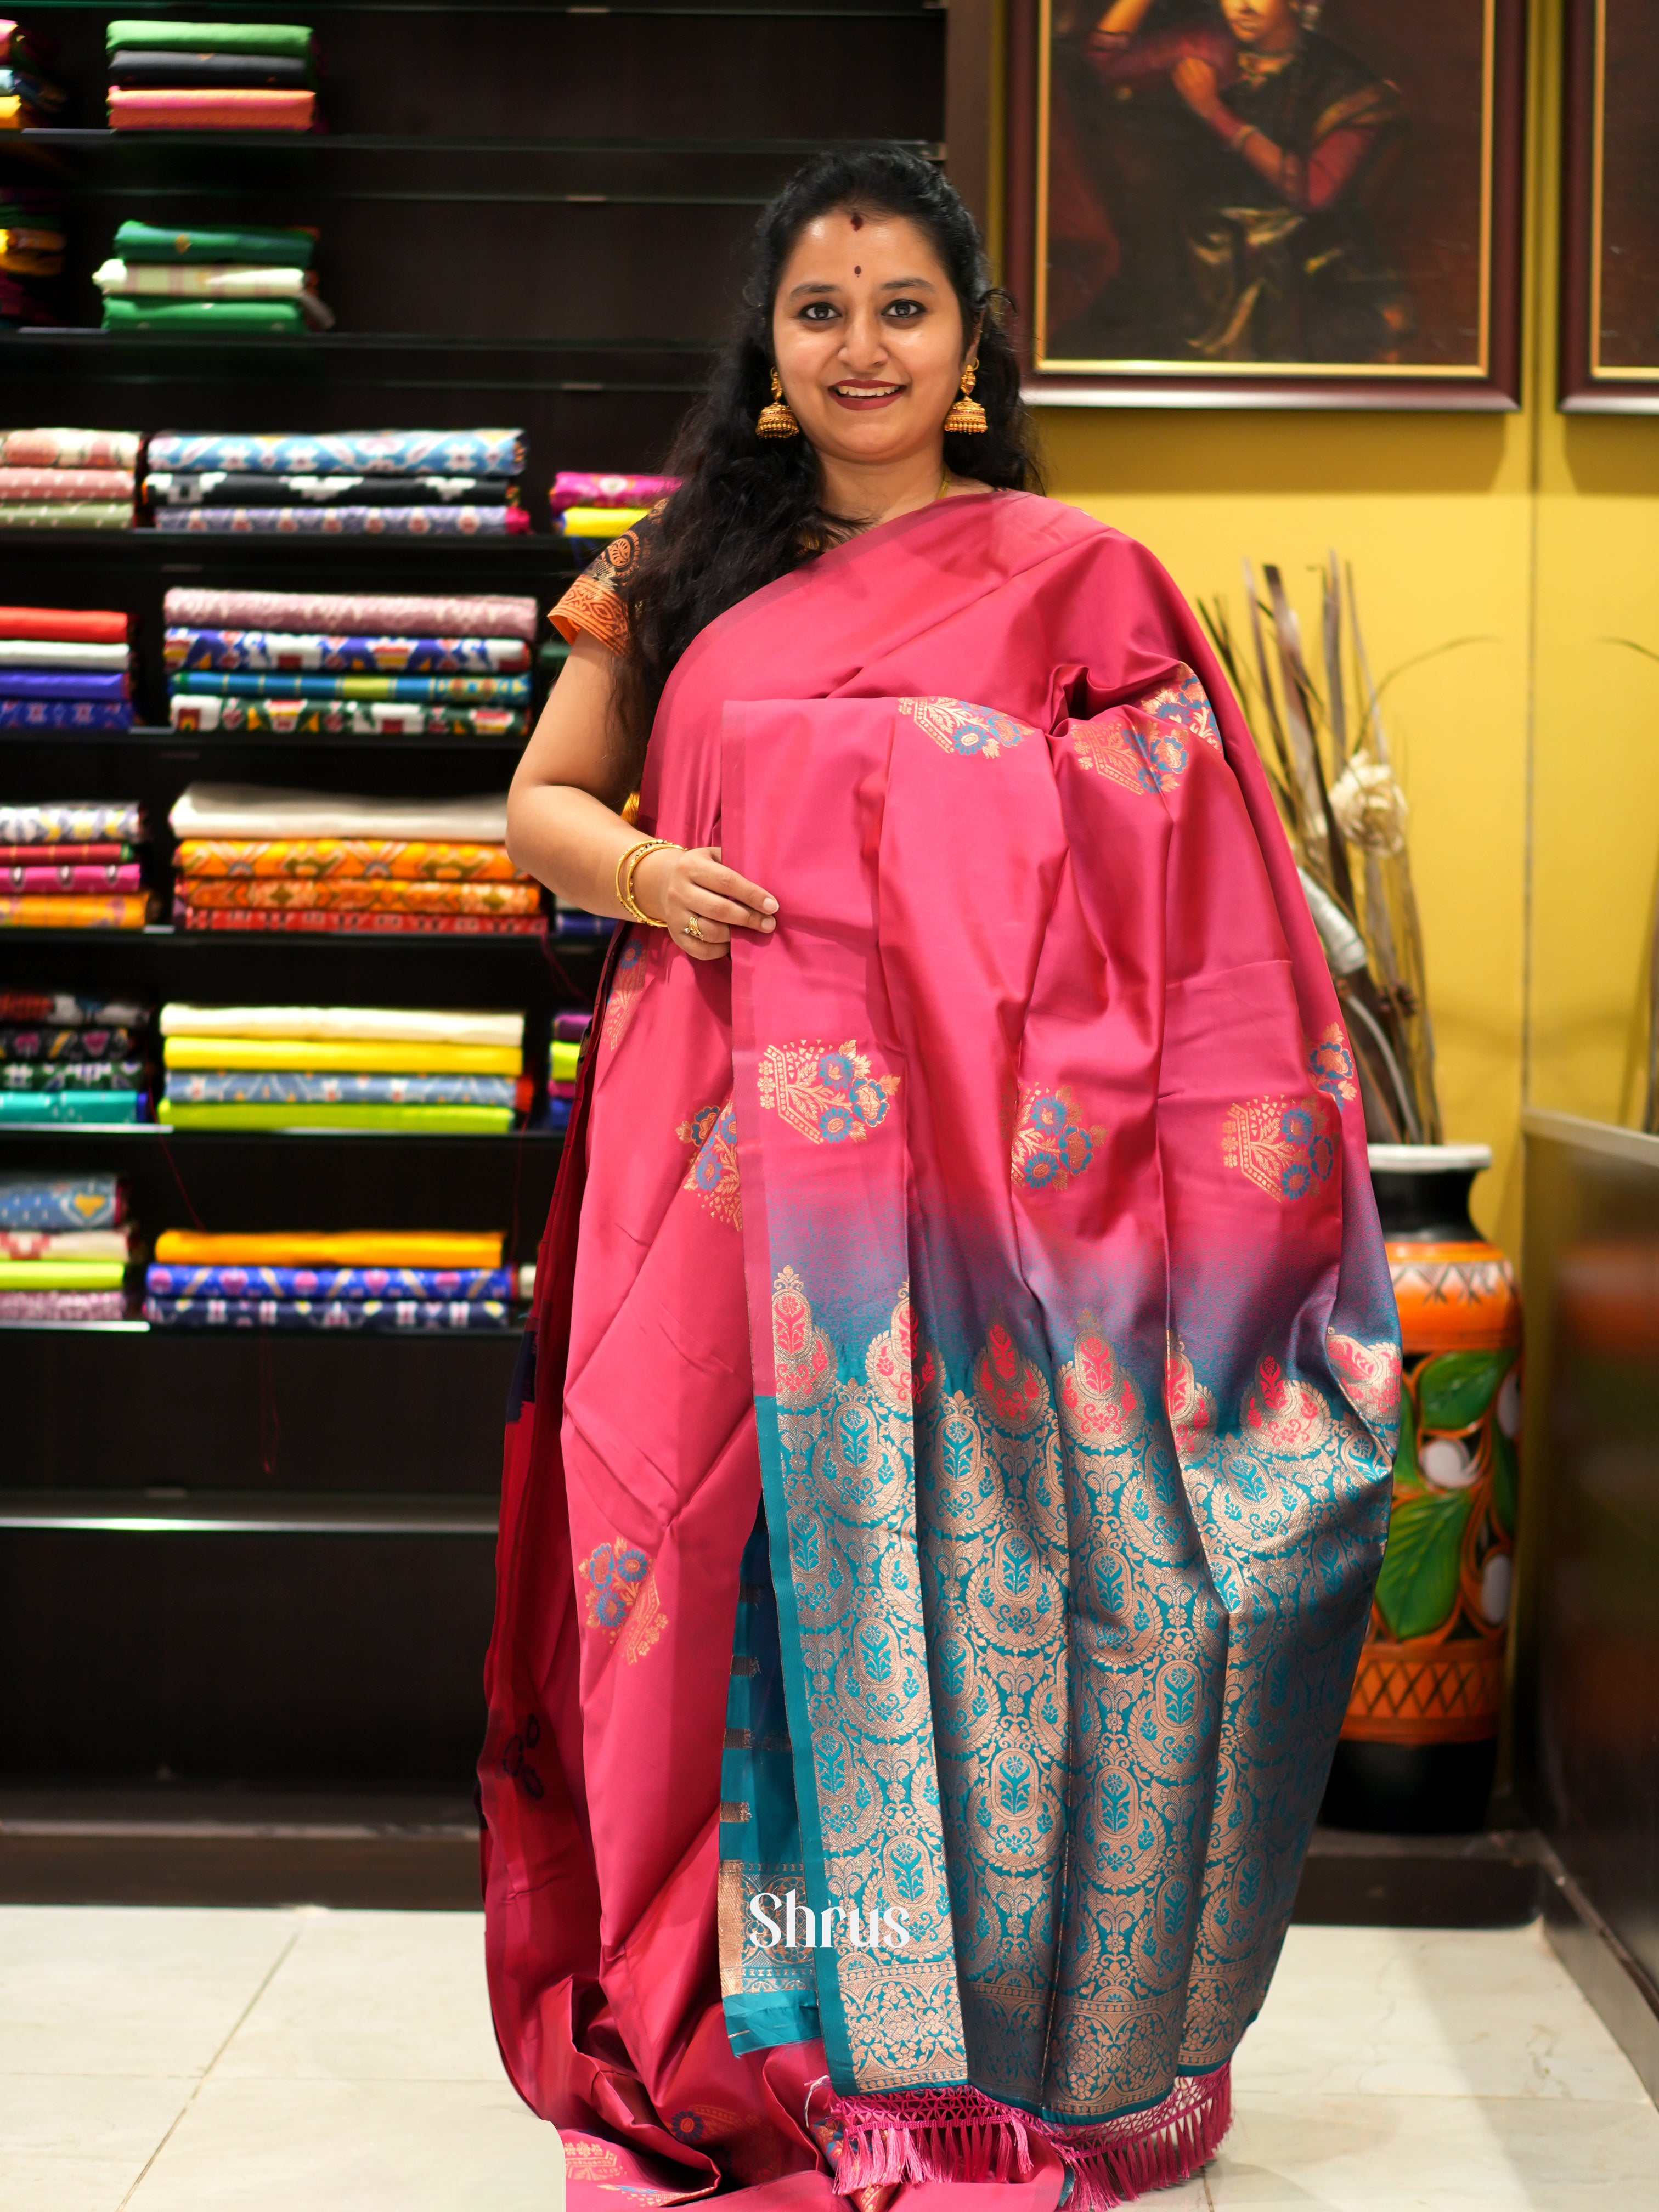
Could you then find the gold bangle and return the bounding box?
[615,836,680,927]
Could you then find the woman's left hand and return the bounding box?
[1172,56,1221,117]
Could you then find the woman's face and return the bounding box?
[1220,0,1299,48]
[770,209,970,472]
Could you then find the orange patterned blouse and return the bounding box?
[548,519,653,658]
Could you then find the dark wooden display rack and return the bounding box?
[0,1,947,1839]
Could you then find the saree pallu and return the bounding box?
[480,492,1399,2209]
[149,430,523,477]
[156,506,529,537]
[163,586,537,639]
[167,629,530,674]
[169,696,526,740]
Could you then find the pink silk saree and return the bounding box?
[480,491,1401,2209]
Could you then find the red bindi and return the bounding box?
[850,212,864,230]
[854,265,861,276]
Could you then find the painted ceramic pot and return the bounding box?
[1323,1143,1522,1833]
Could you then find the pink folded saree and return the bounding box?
[481,490,1400,2209]
[108,87,314,129]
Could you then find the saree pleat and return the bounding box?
[481,493,1397,2208]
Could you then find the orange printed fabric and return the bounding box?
[0,893,153,928]
[549,509,661,656]
[174,838,523,882]
[180,877,541,916]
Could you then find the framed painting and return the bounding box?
[1004,0,1526,408]
[1561,0,1659,409]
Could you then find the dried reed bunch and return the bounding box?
[1201,556,1443,1144]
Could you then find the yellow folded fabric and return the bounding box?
[557,505,648,539]
[0,1259,128,1289]
[154,1229,504,1267]
[163,1036,521,1075]
[550,1039,582,1082]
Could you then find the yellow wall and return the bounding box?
[1013,0,1659,1261]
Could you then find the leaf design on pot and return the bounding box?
[1491,1423,1518,1538]
[1416,1349,1514,1431]
[1391,1409,1425,1494]
[1375,1488,1477,1641]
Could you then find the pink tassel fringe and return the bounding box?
[831,2064,1230,2207]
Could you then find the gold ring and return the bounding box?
[683,913,703,941]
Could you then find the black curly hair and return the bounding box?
[611,144,1043,771]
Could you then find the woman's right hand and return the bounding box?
[631,843,778,962]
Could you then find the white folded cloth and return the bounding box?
[93,259,311,297]
[168,783,510,842]
[159,1003,524,1048]
[0,639,130,668]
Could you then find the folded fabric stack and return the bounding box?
[106,19,318,133]
[0,1169,134,1322]
[145,430,527,535]
[0,602,134,731]
[0,15,61,130]
[550,894,615,941]
[98,219,331,336]
[158,1001,526,1134]
[550,471,679,546]
[0,988,151,1124]
[0,180,66,329]
[545,1006,590,1133]
[0,429,139,531]
[145,1226,515,1330]
[163,585,532,740]
[167,782,542,936]
[0,801,153,928]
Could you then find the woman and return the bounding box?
[1054,0,1410,363]
[482,145,1399,2210]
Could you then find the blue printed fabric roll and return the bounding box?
[144,1295,514,1330]
[146,1263,515,1300]
[0,1172,124,1228]
[550,911,616,938]
[172,670,529,702]
[145,430,524,477]
[155,507,523,537]
[165,629,531,675]
[0,699,136,730]
[165,1071,516,1108]
[0,1091,146,1122]
[0,670,130,701]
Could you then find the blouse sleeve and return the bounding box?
[548,510,660,657]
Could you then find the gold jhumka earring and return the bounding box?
[755,369,800,439]
[943,358,988,434]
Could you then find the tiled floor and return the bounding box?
[2,1908,1656,2209]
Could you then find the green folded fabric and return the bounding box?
[106,22,315,60]
[0,504,133,529]
[0,1259,128,1289]
[159,1101,514,1135]
[0,1091,144,1121]
[112,219,315,267]
[103,297,305,333]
